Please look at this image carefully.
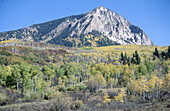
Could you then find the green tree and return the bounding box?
[19,62,32,96]
[43,65,55,87]
[10,65,21,90]
[122,65,135,86]
[0,65,7,86]
[144,60,156,77]
[30,65,41,92]
[136,63,148,79]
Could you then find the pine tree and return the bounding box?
[153,48,159,58]
[124,53,127,60]
[135,51,141,65]
[168,46,170,53]
[131,57,134,64]
[167,46,170,58]
[120,52,124,61]
[120,52,125,65]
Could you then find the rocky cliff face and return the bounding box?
[0,6,154,47]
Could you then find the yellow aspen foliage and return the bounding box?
[38,80,48,92]
[129,76,148,94]
[0,39,15,44]
[6,66,12,76]
[90,66,96,75]
[102,93,111,104]
[129,80,137,93]
[164,73,170,88]
[122,67,135,86]
[155,78,163,89]
[147,75,163,91]
[107,78,115,88]
[114,88,126,103]
[88,73,106,91]
[147,75,157,90]
[115,78,118,86]
[95,74,106,88]
[139,76,148,93]
[58,77,63,85]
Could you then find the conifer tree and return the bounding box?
[153,47,159,58]
[167,46,170,58]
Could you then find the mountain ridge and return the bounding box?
[0,6,154,47]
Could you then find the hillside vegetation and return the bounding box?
[0,41,169,111]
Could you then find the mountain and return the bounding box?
[0,6,154,47]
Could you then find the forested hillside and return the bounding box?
[0,41,169,110]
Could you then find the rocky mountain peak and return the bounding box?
[89,6,113,15]
[0,6,154,47]
[93,6,108,11]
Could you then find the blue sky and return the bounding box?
[0,0,169,46]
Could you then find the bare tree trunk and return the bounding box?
[17,79,19,91]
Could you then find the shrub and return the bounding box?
[102,93,111,104]
[0,57,6,65]
[0,86,19,105]
[67,83,86,91]
[24,91,41,102]
[96,103,101,107]
[114,89,126,103]
[51,92,72,111]
[71,99,83,110]
[67,86,75,91]
[6,56,24,65]
[57,85,67,92]
[74,83,86,91]
[164,73,170,88]
[88,74,106,92]
[0,50,12,56]
[0,93,7,105]
[128,95,140,102]
[45,87,59,100]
